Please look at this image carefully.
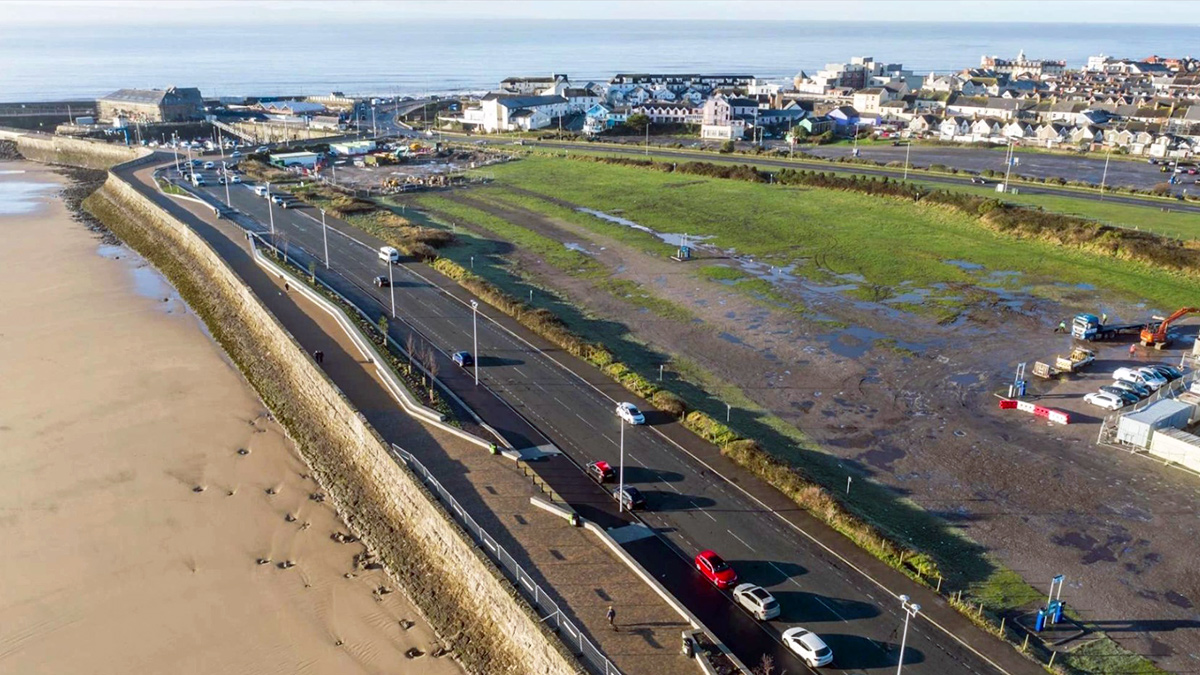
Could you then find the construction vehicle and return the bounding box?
[1033,347,1096,379]
[1140,307,1198,349]
[1071,313,1144,341]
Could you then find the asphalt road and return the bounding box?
[169,161,1016,675]
[458,136,1200,217]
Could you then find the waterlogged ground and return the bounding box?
[401,171,1200,671]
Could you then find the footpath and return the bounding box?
[123,163,697,675]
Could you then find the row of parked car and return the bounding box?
[1084,364,1183,410]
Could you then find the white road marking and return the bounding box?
[727,529,757,552]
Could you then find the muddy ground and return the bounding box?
[408,184,1200,672]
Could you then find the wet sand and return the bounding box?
[0,161,460,675]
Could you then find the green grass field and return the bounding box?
[478,156,1200,312]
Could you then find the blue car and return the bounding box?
[452,351,474,367]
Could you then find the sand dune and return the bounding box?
[0,162,462,675]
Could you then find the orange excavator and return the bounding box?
[1140,307,1198,349]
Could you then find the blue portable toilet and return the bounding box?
[1034,609,1047,632]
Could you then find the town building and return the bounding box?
[980,51,1066,79]
[269,151,321,168]
[96,86,204,123]
[499,74,570,95]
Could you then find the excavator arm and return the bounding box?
[1141,306,1198,346]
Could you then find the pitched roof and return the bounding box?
[492,95,568,109]
[100,87,202,106]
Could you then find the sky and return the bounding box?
[3,0,1197,26]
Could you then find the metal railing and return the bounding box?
[388,443,622,675]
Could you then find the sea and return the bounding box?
[0,19,1197,102]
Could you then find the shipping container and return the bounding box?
[1115,399,1194,449]
[1148,428,1200,473]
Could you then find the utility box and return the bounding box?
[1116,399,1194,449]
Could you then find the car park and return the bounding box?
[733,583,780,620]
[451,351,474,367]
[782,627,833,667]
[616,402,645,425]
[373,275,390,288]
[587,460,615,483]
[1084,391,1125,410]
[694,549,737,588]
[612,485,645,510]
[378,246,400,263]
[1110,378,1151,398]
[1099,386,1140,405]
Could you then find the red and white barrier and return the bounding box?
[999,399,1071,425]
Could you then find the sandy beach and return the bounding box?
[0,160,461,675]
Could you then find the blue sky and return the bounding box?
[5,0,1195,25]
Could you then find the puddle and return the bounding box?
[949,372,979,386]
[98,242,185,315]
[576,207,713,247]
[718,331,745,345]
[945,259,984,271]
[0,179,57,215]
[817,324,925,359]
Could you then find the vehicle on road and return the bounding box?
[1084,391,1125,410]
[782,627,833,667]
[190,159,201,167]
[613,485,645,510]
[378,246,400,263]
[616,402,646,425]
[1098,386,1140,406]
[694,550,737,589]
[732,583,780,620]
[587,460,615,483]
[230,175,242,184]
[970,176,988,184]
[231,151,242,158]
[373,275,390,288]
[1110,379,1151,398]
[203,161,215,169]
[190,173,205,186]
[451,351,474,367]
[253,185,269,197]
[255,146,269,153]
[217,176,227,184]
[1113,367,1163,391]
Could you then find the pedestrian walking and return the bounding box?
[606,605,617,631]
[1101,312,1108,324]
[1129,344,1137,357]
[314,349,324,364]
[1055,320,1067,333]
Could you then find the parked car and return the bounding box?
[378,246,400,263]
[616,402,646,425]
[587,460,615,483]
[1110,379,1151,398]
[1084,392,1125,410]
[373,275,389,288]
[1099,386,1140,405]
[733,583,780,620]
[782,627,833,667]
[613,485,645,510]
[1136,367,1169,390]
[1113,367,1163,391]
[451,351,474,367]
[1143,363,1182,381]
[694,550,737,589]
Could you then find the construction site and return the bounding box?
[325,141,507,193]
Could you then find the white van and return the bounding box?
[378,246,400,263]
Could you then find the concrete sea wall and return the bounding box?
[83,167,578,674]
[0,128,146,169]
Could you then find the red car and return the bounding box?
[695,550,737,588]
[587,460,615,483]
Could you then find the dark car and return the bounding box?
[451,351,474,367]
[970,176,987,184]
[1110,379,1151,398]
[373,276,390,288]
[613,485,646,510]
[1099,386,1140,405]
[1143,363,1182,381]
[586,460,615,483]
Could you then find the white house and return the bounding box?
[970,118,1003,139]
[634,102,701,125]
[939,117,971,139]
[852,88,892,115]
[476,94,570,132]
[701,94,746,140]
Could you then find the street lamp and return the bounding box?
[903,141,912,181]
[388,260,396,319]
[321,209,329,269]
[618,419,626,512]
[266,180,275,236]
[470,300,479,386]
[896,595,921,675]
[222,161,231,207]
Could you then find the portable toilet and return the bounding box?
[1116,399,1193,449]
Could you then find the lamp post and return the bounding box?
[1002,139,1015,193]
[1100,141,1114,200]
[321,209,329,269]
[266,180,275,236]
[222,161,231,207]
[388,260,395,319]
[897,595,921,675]
[904,141,912,181]
[171,133,180,177]
[618,420,626,512]
[470,300,479,386]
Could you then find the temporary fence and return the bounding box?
[388,443,622,675]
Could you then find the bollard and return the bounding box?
[936,576,942,593]
[1022,634,1029,651]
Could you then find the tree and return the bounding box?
[307,260,316,283]
[719,140,736,154]
[377,315,388,337]
[787,126,809,144]
[624,113,650,133]
[405,333,417,374]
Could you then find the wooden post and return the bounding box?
[1022,634,1030,652]
[936,576,942,593]
[1000,617,1006,634]
[1048,651,1057,668]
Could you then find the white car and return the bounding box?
[733,583,780,621]
[203,161,215,169]
[230,175,242,184]
[1084,392,1124,411]
[616,402,645,425]
[253,185,269,197]
[378,246,400,263]
[1112,367,1161,391]
[1136,367,1168,390]
[782,627,833,667]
